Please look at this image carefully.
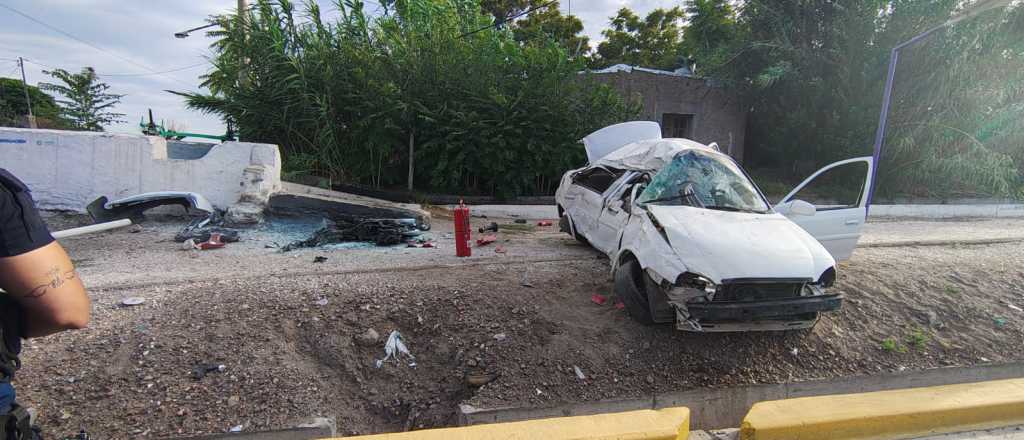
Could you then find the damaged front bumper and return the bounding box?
[658,274,842,332]
[680,294,842,332]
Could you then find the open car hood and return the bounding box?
[646,205,835,283]
[582,121,662,163]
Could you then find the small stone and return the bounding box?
[227,395,240,406]
[493,333,507,342]
[355,328,380,346]
[467,359,478,367]
[645,374,655,385]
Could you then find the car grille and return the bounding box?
[714,282,805,302]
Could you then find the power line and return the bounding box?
[0,4,198,88]
[98,62,208,77]
[20,58,207,78]
[458,0,558,39]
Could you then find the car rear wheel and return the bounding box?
[615,259,654,325]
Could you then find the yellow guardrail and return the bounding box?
[740,378,1024,440]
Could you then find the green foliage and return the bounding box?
[694,0,1024,199]
[0,78,70,129]
[511,1,589,58]
[38,67,124,131]
[881,337,906,353]
[681,0,738,70]
[591,7,687,70]
[176,0,637,198]
[905,328,930,349]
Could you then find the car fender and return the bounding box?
[612,212,687,284]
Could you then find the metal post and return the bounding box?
[407,130,415,191]
[18,57,36,129]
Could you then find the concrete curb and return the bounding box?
[740,378,1024,440]
[860,237,1024,248]
[460,362,1024,431]
[338,407,691,440]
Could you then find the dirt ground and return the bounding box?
[13,213,1024,438]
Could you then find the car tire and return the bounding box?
[615,259,654,325]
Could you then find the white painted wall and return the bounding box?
[0,127,281,212]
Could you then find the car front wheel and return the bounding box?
[614,259,654,325]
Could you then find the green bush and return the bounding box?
[175,0,638,198]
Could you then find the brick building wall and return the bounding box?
[587,70,747,162]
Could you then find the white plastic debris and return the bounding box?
[121,297,146,307]
[493,333,507,342]
[573,365,586,380]
[375,330,415,368]
[229,425,243,433]
[315,298,329,306]
[1008,303,1023,312]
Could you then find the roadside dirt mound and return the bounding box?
[14,235,1024,438]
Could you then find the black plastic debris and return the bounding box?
[191,363,225,380]
[282,217,420,251]
[313,256,328,263]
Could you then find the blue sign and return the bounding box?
[0,138,27,144]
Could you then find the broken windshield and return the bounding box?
[636,150,769,213]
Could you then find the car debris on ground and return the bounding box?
[376,330,415,368]
[283,217,421,250]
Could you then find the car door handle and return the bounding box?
[845,219,860,225]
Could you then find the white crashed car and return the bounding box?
[555,122,874,332]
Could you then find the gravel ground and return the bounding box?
[12,213,1024,438]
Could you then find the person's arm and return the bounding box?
[0,241,90,337]
[0,168,90,338]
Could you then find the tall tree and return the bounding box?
[0,78,69,129]
[39,67,124,131]
[681,0,739,73]
[480,0,531,25]
[512,1,590,57]
[591,7,687,70]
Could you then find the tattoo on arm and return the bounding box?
[24,266,76,299]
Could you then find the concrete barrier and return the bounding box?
[340,407,691,440]
[0,127,281,211]
[740,378,1024,440]
[461,362,1024,431]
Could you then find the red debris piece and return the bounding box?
[614,301,625,310]
[476,234,497,247]
[421,241,435,248]
[591,294,608,305]
[494,245,507,254]
[196,233,226,250]
[537,220,553,227]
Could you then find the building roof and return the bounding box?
[587,64,694,78]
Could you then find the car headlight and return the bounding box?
[677,272,717,295]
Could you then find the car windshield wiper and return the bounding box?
[706,205,767,214]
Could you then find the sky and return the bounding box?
[0,0,679,136]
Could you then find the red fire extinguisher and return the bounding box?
[454,200,472,257]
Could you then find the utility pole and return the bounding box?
[17,57,37,129]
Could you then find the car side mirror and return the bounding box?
[789,199,817,216]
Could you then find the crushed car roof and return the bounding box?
[591,138,721,172]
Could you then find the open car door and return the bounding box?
[775,157,874,261]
